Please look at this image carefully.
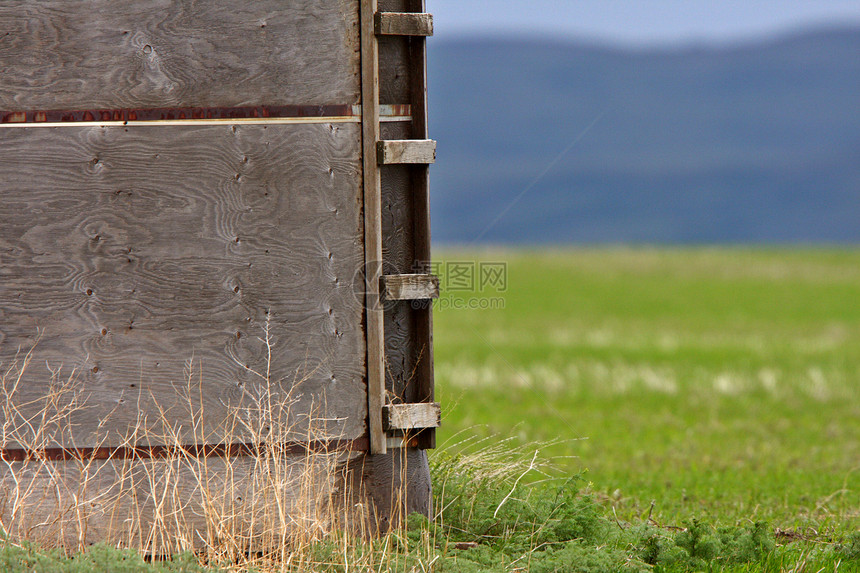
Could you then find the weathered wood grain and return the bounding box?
[379,0,409,11]
[0,123,366,447]
[378,39,411,105]
[345,448,431,528]
[375,13,433,37]
[382,403,440,431]
[361,0,387,456]
[381,274,439,301]
[0,0,360,110]
[378,0,412,105]
[377,139,436,164]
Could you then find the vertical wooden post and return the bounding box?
[408,0,436,449]
[361,0,387,455]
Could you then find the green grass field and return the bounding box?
[433,248,860,534]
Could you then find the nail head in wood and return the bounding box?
[381,274,440,301]
[377,139,436,165]
[383,403,441,431]
[375,12,434,36]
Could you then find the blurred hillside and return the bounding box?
[428,26,860,244]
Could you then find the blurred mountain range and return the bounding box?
[427,26,860,244]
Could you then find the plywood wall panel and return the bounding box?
[0,123,366,446]
[0,0,360,111]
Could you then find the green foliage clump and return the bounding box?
[429,448,647,572]
[632,520,778,571]
[836,531,860,560]
[0,542,209,573]
[717,521,775,563]
[675,520,722,564]
[631,524,688,568]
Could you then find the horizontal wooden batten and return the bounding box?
[377,139,436,164]
[383,403,441,431]
[0,104,411,127]
[385,435,423,450]
[0,437,370,462]
[381,274,440,301]
[375,12,434,36]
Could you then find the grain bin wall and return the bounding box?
[0,0,437,546]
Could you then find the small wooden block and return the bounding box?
[383,403,441,431]
[381,274,440,301]
[377,139,436,165]
[385,435,421,450]
[375,12,434,36]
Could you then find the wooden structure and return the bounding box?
[0,0,437,545]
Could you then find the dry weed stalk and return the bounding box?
[0,325,422,571]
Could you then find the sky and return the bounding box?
[429,0,860,46]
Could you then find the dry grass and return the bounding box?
[0,327,430,572]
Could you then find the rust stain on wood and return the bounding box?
[1,105,353,124]
[0,105,412,125]
[0,437,370,462]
